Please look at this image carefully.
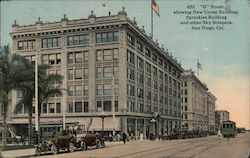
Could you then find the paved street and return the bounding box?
[1,132,249,158]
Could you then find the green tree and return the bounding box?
[36,64,63,143]
[0,45,31,149]
[15,63,63,145]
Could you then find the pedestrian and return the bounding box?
[217,129,222,140]
[122,132,127,144]
[140,132,144,142]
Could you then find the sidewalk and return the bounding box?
[0,140,149,158]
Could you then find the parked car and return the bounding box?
[74,130,104,150]
[35,134,76,155]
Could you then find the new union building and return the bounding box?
[10,9,183,138]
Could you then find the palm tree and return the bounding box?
[15,63,63,145]
[37,64,63,143]
[0,45,31,149]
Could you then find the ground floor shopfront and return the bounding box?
[7,114,181,140]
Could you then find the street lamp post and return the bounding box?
[150,118,156,139]
[100,111,107,139]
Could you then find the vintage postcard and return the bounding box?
[0,0,249,158]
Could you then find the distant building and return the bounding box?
[207,92,216,132]
[180,70,209,131]
[9,8,184,138]
[215,110,230,130]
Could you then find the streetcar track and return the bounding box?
[118,138,214,158]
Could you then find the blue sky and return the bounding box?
[1,0,249,128]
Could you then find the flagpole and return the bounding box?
[197,59,199,79]
[151,0,153,39]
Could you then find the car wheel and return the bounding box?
[68,142,75,152]
[36,147,41,156]
[51,144,58,155]
[96,139,101,149]
[81,141,87,151]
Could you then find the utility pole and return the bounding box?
[112,77,115,140]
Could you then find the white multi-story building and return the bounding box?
[181,70,209,131]
[9,9,184,138]
[207,92,216,132]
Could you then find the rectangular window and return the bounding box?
[137,72,144,84]
[97,84,103,95]
[103,84,112,95]
[97,101,102,112]
[113,66,118,77]
[127,101,135,112]
[79,35,89,44]
[68,36,73,46]
[56,103,61,113]
[42,103,47,113]
[68,69,73,80]
[49,103,55,113]
[84,68,88,79]
[127,50,135,64]
[113,48,118,60]
[96,31,118,43]
[84,85,88,96]
[75,85,82,96]
[102,32,108,42]
[127,68,135,80]
[104,67,113,78]
[96,50,102,61]
[68,102,73,113]
[18,41,23,50]
[137,41,143,52]
[75,52,82,63]
[42,55,48,65]
[84,102,89,112]
[84,51,89,62]
[103,101,112,112]
[73,36,79,45]
[146,62,151,73]
[68,52,74,63]
[137,88,143,98]
[42,37,60,48]
[68,86,74,96]
[153,67,157,76]
[52,38,58,47]
[56,54,61,64]
[68,35,89,46]
[159,71,163,80]
[75,102,82,113]
[96,33,101,43]
[159,58,163,66]
[127,84,135,96]
[146,77,151,87]
[96,67,103,78]
[103,49,112,61]
[137,56,144,69]
[115,101,118,112]
[145,48,151,58]
[127,33,135,46]
[75,68,82,79]
[152,53,157,62]
[146,91,151,101]
[49,54,55,65]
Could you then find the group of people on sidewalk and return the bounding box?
[121,132,144,144]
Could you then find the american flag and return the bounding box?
[152,0,160,16]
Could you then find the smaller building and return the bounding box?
[181,69,208,132]
[207,92,216,133]
[215,110,230,130]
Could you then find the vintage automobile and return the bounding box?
[74,130,104,150]
[35,134,76,155]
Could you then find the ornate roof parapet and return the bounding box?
[35,17,43,24]
[118,7,127,16]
